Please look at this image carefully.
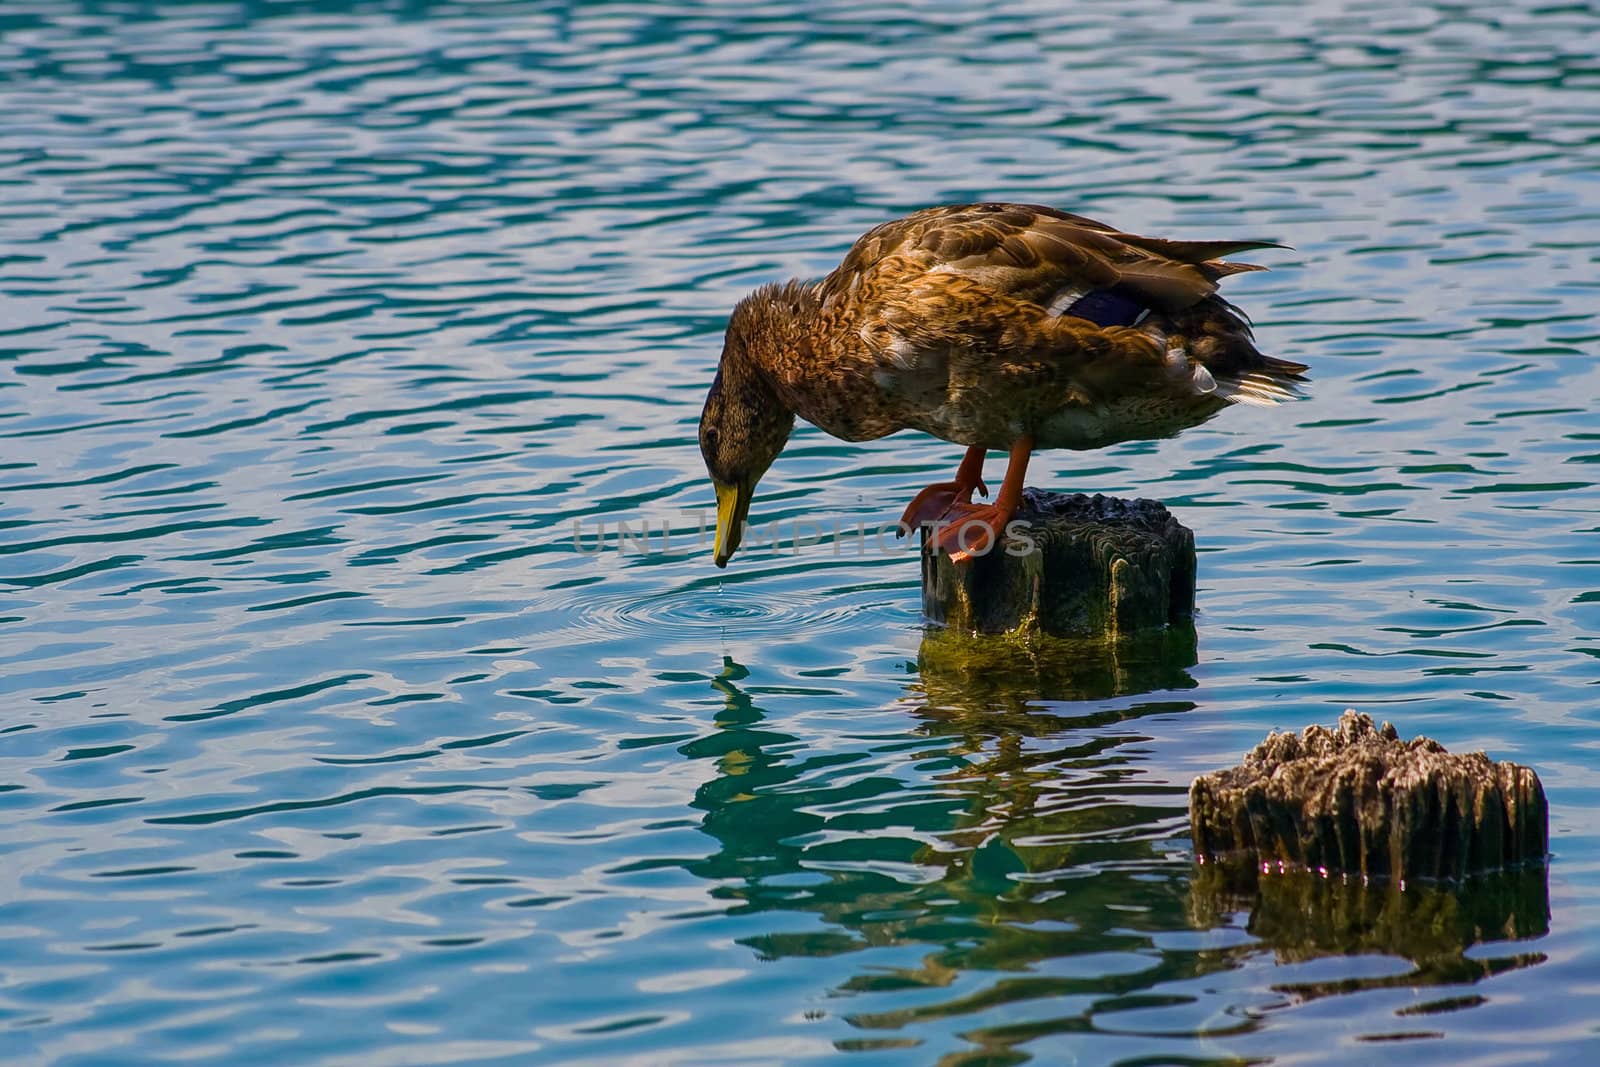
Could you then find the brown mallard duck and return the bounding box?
[699,202,1308,566]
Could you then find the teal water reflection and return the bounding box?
[3,0,1600,1063]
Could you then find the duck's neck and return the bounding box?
[708,284,810,460]
[724,281,821,396]
[725,280,902,442]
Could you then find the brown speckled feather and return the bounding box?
[818,202,1279,314]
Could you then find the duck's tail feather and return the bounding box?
[1212,358,1308,407]
[1206,260,1270,280]
[1163,297,1309,406]
[1117,235,1289,264]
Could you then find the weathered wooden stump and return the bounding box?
[921,489,1195,636]
[1190,711,1547,882]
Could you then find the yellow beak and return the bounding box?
[713,479,753,567]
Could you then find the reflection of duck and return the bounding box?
[681,652,1198,968]
[699,203,1308,565]
[676,652,1230,1053]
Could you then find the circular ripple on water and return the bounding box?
[570,580,884,641]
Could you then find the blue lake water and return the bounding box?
[2,1,1599,1063]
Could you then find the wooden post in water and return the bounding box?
[921,489,1196,637]
[1190,711,1548,881]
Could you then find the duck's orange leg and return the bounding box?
[933,435,1033,563]
[898,444,989,532]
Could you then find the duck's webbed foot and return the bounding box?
[933,435,1034,564]
[897,444,988,534]
[930,502,1015,563]
[898,478,988,531]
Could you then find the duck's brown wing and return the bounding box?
[818,202,1281,316]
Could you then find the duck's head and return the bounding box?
[699,298,796,567]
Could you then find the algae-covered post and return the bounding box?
[1190,711,1548,882]
[921,489,1196,637]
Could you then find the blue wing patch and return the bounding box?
[1063,289,1147,327]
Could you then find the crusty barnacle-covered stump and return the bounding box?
[1190,711,1547,881]
[921,489,1195,636]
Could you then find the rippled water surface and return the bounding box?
[3,1,1599,1063]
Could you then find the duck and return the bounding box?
[699,202,1308,567]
